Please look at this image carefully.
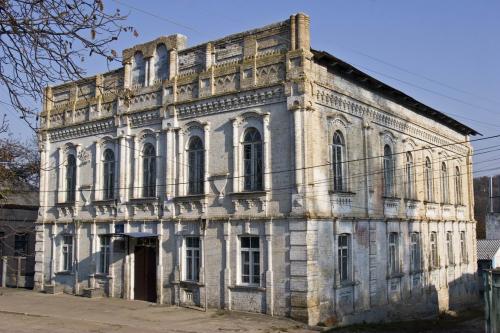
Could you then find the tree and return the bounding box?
[0,0,134,130]
[0,135,40,191]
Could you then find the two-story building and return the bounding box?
[35,13,479,326]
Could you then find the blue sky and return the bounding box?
[2,0,499,175]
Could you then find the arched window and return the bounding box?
[332,131,345,192]
[66,154,77,202]
[142,143,156,197]
[188,136,204,194]
[154,44,168,82]
[455,166,463,205]
[243,128,263,191]
[441,162,449,203]
[405,152,414,199]
[429,231,438,269]
[132,52,145,86]
[103,149,115,200]
[383,144,395,197]
[424,157,433,201]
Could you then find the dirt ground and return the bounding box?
[0,288,485,333]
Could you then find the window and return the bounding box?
[243,128,263,191]
[332,131,345,192]
[99,236,110,274]
[337,234,351,282]
[383,145,395,197]
[405,152,415,199]
[455,167,463,205]
[66,154,77,202]
[61,235,73,271]
[240,236,260,285]
[188,137,204,195]
[142,143,156,197]
[103,149,115,200]
[154,44,168,82]
[430,232,438,269]
[424,157,433,201]
[185,237,200,282]
[446,231,454,266]
[410,232,421,273]
[132,52,145,86]
[441,162,449,203]
[460,231,467,264]
[388,232,400,275]
[14,233,28,257]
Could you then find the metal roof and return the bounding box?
[311,49,479,136]
[477,239,500,260]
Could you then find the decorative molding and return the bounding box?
[48,119,114,142]
[129,109,161,128]
[314,85,468,155]
[176,86,284,119]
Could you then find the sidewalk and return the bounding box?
[0,288,313,333]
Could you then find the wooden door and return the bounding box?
[134,245,157,302]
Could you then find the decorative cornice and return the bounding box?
[176,85,285,119]
[48,118,114,142]
[314,85,469,156]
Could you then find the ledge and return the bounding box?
[55,271,74,276]
[328,191,356,196]
[128,197,158,203]
[386,273,405,280]
[173,194,209,201]
[179,280,205,288]
[228,285,265,292]
[92,199,117,205]
[55,201,76,207]
[228,191,268,198]
[334,280,358,289]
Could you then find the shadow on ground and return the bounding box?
[326,307,484,333]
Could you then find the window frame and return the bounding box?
[388,232,400,275]
[154,44,168,82]
[66,154,77,202]
[14,233,29,257]
[410,232,421,273]
[441,162,450,203]
[455,166,463,205]
[184,236,201,282]
[446,231,454,266]
[383,144,395,197]
[187,136,204,195]
[98,236,110,275]
[103,149,115,200]
[242,128,263,192]
[460,231,467,264]
[142,143,156,198]
[424,157,434,202]
[331,131,346,192]
[239,236,261,286]
[337,233,351,283]
[131,51,146,87]
[61,235,73,272]
[405,152,415,199]
[429,231,439,269]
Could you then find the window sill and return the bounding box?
[410,270,424,275]
[404,198,420,203]
[334,280,358,289]
[229,191,268,197]
[229,285,265,292]
[179,280,204,288]
[93,273,111,279]
[56,202,76,207]
[173,194,208,201]
[386,273,404,280]
[382,196,400,201]
[329,191,355,195]
[55,271,74,276]
[129,197,158,203]
[93,199,116,205]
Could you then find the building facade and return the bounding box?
[35,14,479,326]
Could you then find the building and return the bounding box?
[35,14,479,326]
[0,183,38,288]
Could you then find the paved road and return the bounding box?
[0,288,312,333]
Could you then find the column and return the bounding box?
[165,129,173,198]
[57,147,64,203]
[50,224,56,284]
[231,118,239,193]
[263,114,270,192]
[118,135,129,203]
[94,141,101,200]
[223,221,231,310]
[293,109,303,193]
[203,124,210,196]
[90,221,97,289]
[75,145,82,204]
[114,139,120,200]
[265,221,274,315]
[74,222,80,294]
[155,132,162,197]
[109,221,115,298]
[177,130,185,196]
[133,136,140,198]
[156,221,164,303]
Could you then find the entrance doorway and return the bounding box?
[134,241,157,302]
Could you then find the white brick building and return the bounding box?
[35,13,479,326]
